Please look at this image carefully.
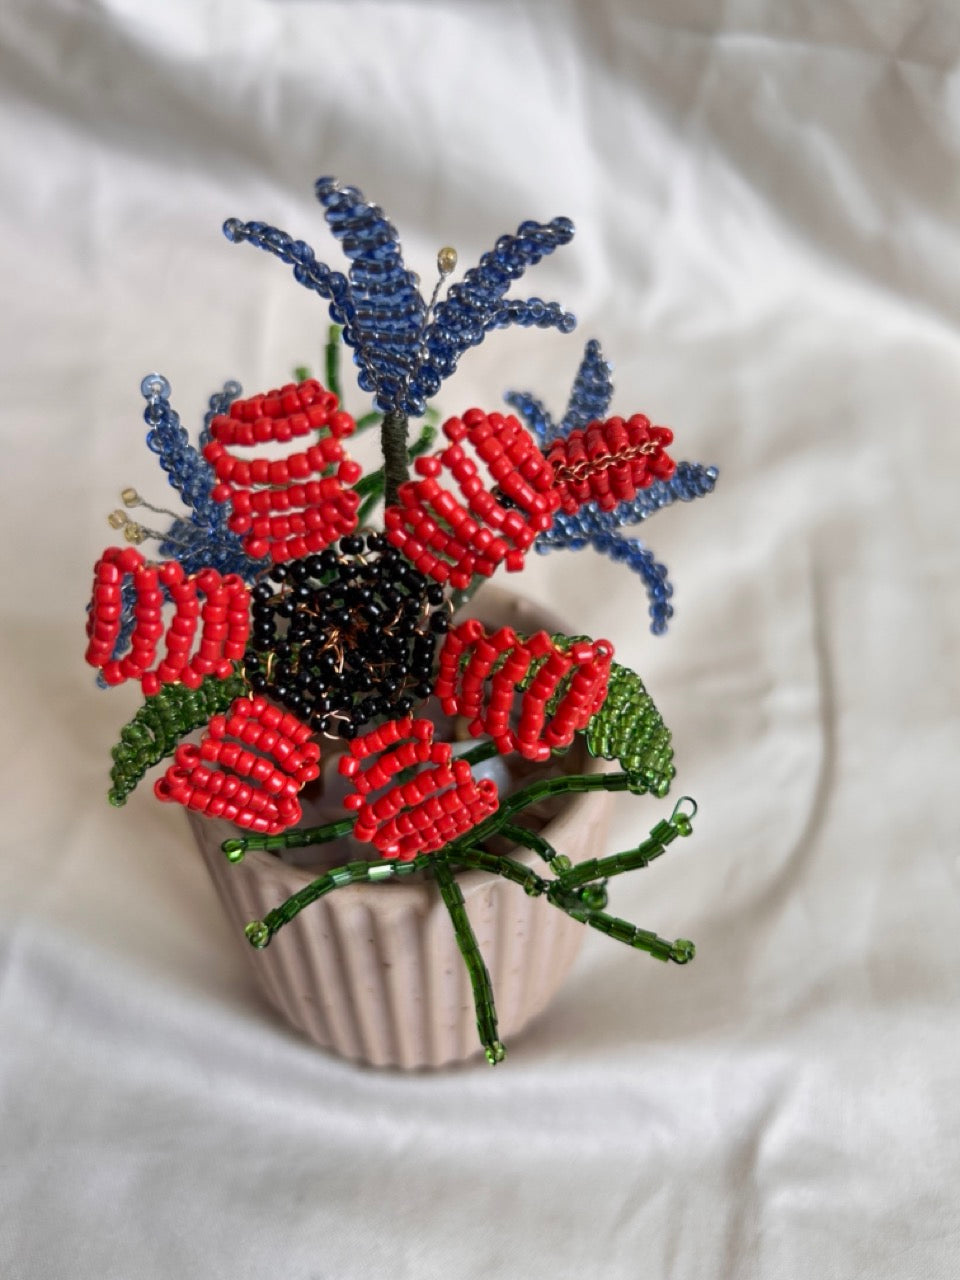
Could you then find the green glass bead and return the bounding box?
[579,884,608,911]
[245,920,270,949]
[671,938,695,963]
[673,814,692,837]
[222,839,245,863]
[485,1041,506,1066]
[551,853,572,873]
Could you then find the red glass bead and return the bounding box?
[204,378,360,564]
[154,696,318,834]
[433,624,613,761]
[338,718,499,860]
[546,415,676,514]
[383,410,559,589]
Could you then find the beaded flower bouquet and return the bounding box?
[85,178,718,1066]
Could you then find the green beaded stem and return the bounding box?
[324,324,342,403]
[244,852,434,948]
[356,488,384,528]
[221,816,355,863]
[354,470,386,499]
[452,846,547,896]
[557,798,696,889]
[498,821,567,871]
[236,784,698,1060]
[584,661,675,796]
[354,411,383,434]
[454,739,500,769]
[545,888,695,964]
[431,856,504,1065]
[107,669,247,806]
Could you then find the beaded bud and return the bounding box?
[384,409,560,590]
[433,623,613,762]
[85,548,251,693]
[546,415,676,514]
[338,717,499,860]
[203,378,361,563]
[154,695,320,834]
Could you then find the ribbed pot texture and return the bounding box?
[187,589,613,1069]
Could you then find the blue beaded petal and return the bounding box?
[559,338,614,437]
[94,376,261,686]
[502,389,553,443]
[536,525,674,634]
[224,181,578,417]
[314,176,426,409]
[522,343,718,634]
[416,219,576,401]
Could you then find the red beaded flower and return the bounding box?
[338,717,499,860]
[384,409,559,590]
[433,622,613,762]
[85,547,250,694]
[546,415,676,513]
[203,378,362,563]
[154,695,320,833]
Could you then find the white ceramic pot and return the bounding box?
[187,590,612,1069]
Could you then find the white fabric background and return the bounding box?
[2,2,959,1276]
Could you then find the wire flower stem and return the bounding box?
[431,856,504,1064]
[497,821,563,869]
[244,852,434,948]
[221,817,355,862]
[324,324,342,402]
[450,846,547,895]
[381,409,410,506]
[557,797,696,888]
[545,887,695,964]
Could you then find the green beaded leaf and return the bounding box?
[107,669,247,806]
[583,661,675,797]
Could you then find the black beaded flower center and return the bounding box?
[245,533,448,737]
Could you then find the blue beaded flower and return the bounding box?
[507,340,719,634]
[222,177,577,418]
[96,375,262,686]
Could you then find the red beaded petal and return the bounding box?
[84,551,251,692]
[337,718,499,860]
[546,415,677,514]
[433,624,614,762]
[154,696,319,835]
[84,546,147,672]
[383,410,560,590]
[203,378,361,563]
